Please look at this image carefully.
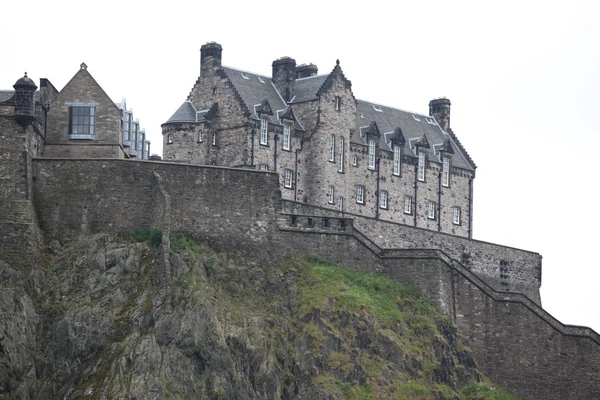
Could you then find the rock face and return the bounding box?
[0,233,510,399]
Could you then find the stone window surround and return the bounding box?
[67,102,97,140]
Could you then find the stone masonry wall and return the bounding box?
[30,159,599,399]
[282,200,541,304]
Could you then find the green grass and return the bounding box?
[461,383,524,400]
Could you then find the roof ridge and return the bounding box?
[222,65,271,80]
[357,98,431,118]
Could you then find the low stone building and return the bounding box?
[163,43,476,237]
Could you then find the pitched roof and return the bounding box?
[165,101,197,123]
[0,90,14,103]
[354,100,474,171]
[291,75,328,103]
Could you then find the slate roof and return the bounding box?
[220,67,305,130]
[291,75,328,103]
[355,100,474,171]
[165,101,197,123]
[0,91,14,103]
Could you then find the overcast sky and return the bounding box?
[2,0,599,333]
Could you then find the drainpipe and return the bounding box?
[294,148,299,201]
[468,177,473,238]
[273,132,279,172]
[375,156,381,219]
[413,147,419,227]
[437,170,442,232]
[42,101,49,143]
[250,127,255,167]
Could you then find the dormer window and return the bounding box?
[260,119,268,145]
[335,96,341,111]
[442,156,450,187]
[283,124,291,151]
[368,138,376,170]
[417,150,426,181]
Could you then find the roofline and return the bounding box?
[356,98,431,119]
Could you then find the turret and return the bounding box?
[429,98,451,131]
[200,42,223,76]
[13,72,37,127]
[272,57,296,102]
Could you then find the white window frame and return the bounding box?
[404,196,412,214]
[337,196,344,211]
[453,207,461,225]
[393,144,401,176]
[260,119,268,145]
[327,185,335,204]
[356,185,365,204]
[212,133,217,146]
[427,200,436,220]
[259,164,269,171]
[338,137,345,172]
[329,134,335,162]
[418,151,426,181]
[283,124,291,151]
[368,138,376,170]
[379,190,388,209]
[284,169,293,188]
[442,156,450,187]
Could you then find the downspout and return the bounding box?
[413,147,419,227]
[274,132,279,172]
[294,148,299,201]
[375,156,381,219]
[468,176,473,238]
[250,127,255,167]
[437,170,442,232]
[42,102,49,144]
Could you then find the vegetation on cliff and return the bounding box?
[0,231,521,399]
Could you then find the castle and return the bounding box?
[162,43,475,238]
[1,48,599,399]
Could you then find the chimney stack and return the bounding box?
[429,98,451,131]
[272,57,296,102]
[200,42,223,76]
[295,63,318,79]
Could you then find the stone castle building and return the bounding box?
[162,43,476,238]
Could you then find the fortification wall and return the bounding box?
[30,160,599,399]
[282,200,542,304]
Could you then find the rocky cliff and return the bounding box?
[0,232,520,399]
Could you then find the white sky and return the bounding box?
[2,1,599,333]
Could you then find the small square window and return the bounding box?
[327,185,335,204]
[379,190,388,209]
[427,200,436,220]
[259,164,269,171]
[453,207,461,225]
[356,185,365,204]
[404,196,412,214]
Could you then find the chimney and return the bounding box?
[295,63,318,79]
[429,98,451,131]
[200,42,223,76]
[272,57,296,102]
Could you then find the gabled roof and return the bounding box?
[291,75,328,103]
[0,91,14,103]
[354,100,475,171]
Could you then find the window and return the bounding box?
[453,207,461,225]
[442,156,450,187]
[197,129,203,143]
[283,124,291,150]
[427,200,436,220]
[337,196,344,211]
[418,151,426,181]
[353,155,358,166]
[167,133,173,144]
[137,128,143,152]
[259,164,269,171]
[379,190,388,209]
[122,112,130,141]
[212,87,217,95]
[131,122,138,149]
[327,185,335,204]
[338,137,345,172]
[356,185,365,204]
[335,96,341,111]
[212,133,217,146]
[284,169,293,188]
[260,119,268,145]
[393,144,401,176]
[69,105,95,138]
[329,134,335,162]
[368,138,376,169]
[404,196,412,214]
